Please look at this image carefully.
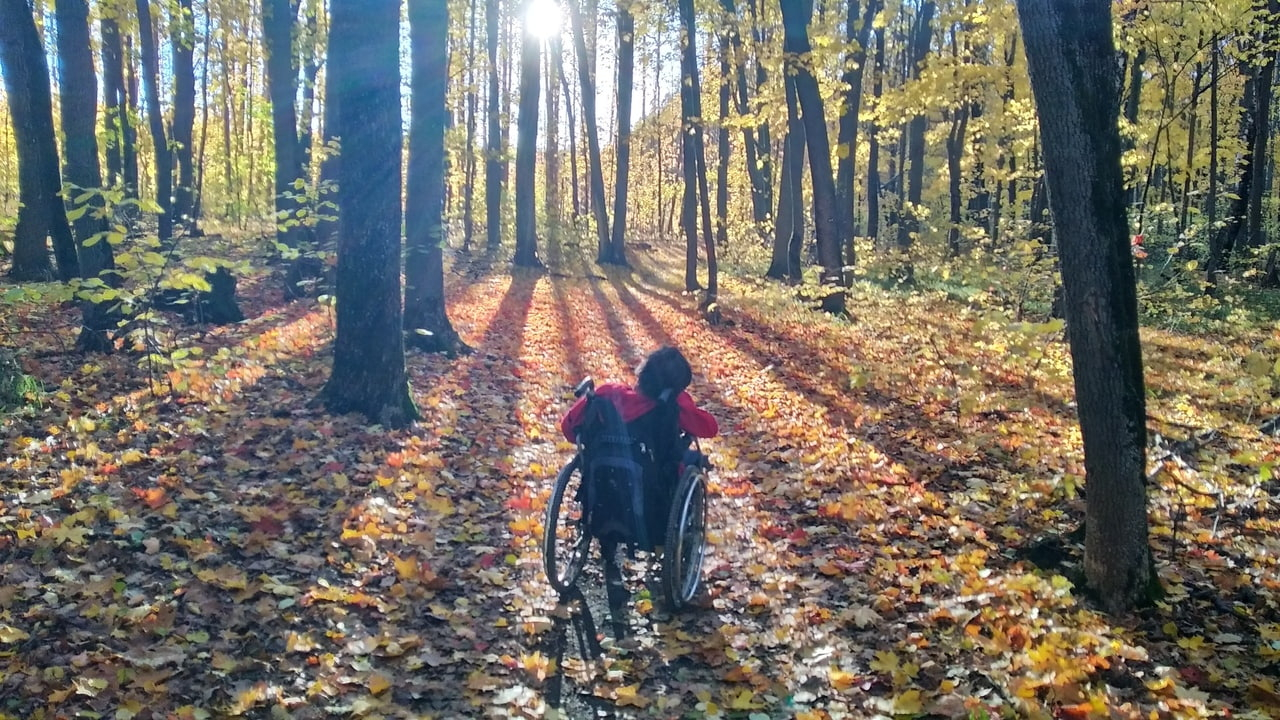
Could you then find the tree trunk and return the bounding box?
[136,0,173,246]
[781,0,845,313]
[1207,75,1255,282]
[607,0,634,265]
[544,34,560,241]
[55,0,119,351]
[0,0,78,281]
[486,0,503,248]
[722,0,769,226]
[101,18,131,193]
[1248,9,1277,250]
[513,0,542,268]
[1179,62,1203,238]
[946,106,969,256]
[263,0,304,261]
[566,0,611,261]
[322,0,420,428]
[405,0,466,355]
[895,0,935,282]
[748,0,774,209]
[767,76,805,282]
[463,0,479,252]
[835,0,882,274]
[314,24,340,253]
[171,0,197,232]
[558,51,582,220]
[866,26,884,245]
[678,0,718,305]
[1205,37,1219,285]
[716,24,731,247]
[1018,0,1154,615]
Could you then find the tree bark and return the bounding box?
[263,0,304,261]
[1207,75,1255,283]
[101,18,135,193]
[462,0,479,252]
[1017,0,1154,614]
[566,0,611,261]
[513,0,542,268]
[544,34,560,240]
[679,0,718,302]
[1204,37,1219,285]
[607,0,635,265]
[405,0,466,355]
[0,0,79,281]
[780,0,845,313]
[767,76,805,282]
[716,23,732,248]
[946,106,969,256]
[721,0,769,226]
[866,26,884,245]
[136,0,173,246]
[486,0,503,248]
[171,0,197,232]
[835,0,882,274]
[1248,5,1278,250]
[895,0,935,281]
[322,0,420,428]
[55,0,119,351]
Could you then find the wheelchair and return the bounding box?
[542,378,711,615]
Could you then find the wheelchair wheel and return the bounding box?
[662,465,708,610]
[543,457,591,593]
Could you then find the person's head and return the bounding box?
[635,346,693,401]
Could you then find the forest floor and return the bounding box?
[2,239,1280,720]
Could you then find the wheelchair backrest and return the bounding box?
[577,393,680,550]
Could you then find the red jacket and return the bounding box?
[560,382,719,443]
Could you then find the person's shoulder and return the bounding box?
[596,382,637,397]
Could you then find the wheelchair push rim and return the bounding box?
[543,457,591,593]
[663,466,708,609]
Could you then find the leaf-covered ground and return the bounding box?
[2,245,1280,719]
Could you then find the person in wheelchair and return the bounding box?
[559,346,718,548]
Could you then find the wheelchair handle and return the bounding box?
[574,377,595,399]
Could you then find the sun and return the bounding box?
[525,0,562,40]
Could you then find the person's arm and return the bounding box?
[676,392,718,438]
[560,395,589,442]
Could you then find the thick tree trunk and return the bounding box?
[895,0,935,282]
[513,0,542,268]
[263,0,304,259]
[171,0,197,232]
[55,0,118,351]
[322,0,419,428]
[1,0,79,281]
[780,0,845,313]
[835,0,882,274]
[767,77,805,282]
[567,0,611,261]
[1018,0,1153,615]
[607,0,634,265]
[136,0,173,246]
[486,0,503,248]
[747,0,773,210]
[405,0,466,355]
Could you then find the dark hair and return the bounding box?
[635,346,693,401]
